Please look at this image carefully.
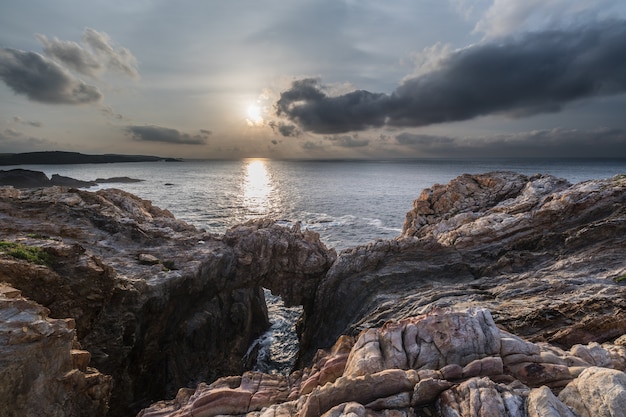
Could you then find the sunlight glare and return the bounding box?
[246,104,264,126]
[243,159,273,215]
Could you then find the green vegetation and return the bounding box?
[0,241,52,265]
[614,274,626,283]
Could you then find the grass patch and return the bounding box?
[614,274,626,283]
[0,241,52,265]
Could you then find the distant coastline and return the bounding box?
[0,151,181,166]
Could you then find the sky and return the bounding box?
[1,0,626,160]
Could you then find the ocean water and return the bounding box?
[8,158,626,373]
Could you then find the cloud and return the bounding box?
[0,48,102,104]
[395,132,455,147]
[302,140,324,150]
[12,116,42,127]
[325,135,370,148]
[394,127,626,157]
[99,105,126,121]
[474,0,625,38]
[36,34,101,77]
[82,28,139,78]
[274,20,626,135]
[275,78,389,134]
[268,121,301,137]
[126,125,210,145]
[0,128,55,151]
[36,28,139,79]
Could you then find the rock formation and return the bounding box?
[298,172,626,366]
[137,308,626,417]
[0,186,335,416]
[136,171,626,417]
[2,171,625,417]
[0,168,145,188]
[0,283,111,417]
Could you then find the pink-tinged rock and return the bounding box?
[527,386,578,417]
[459,356,503,379]
[506,362,572,388]
[344,308,501,377]
[300,369,417,417]
[558,367,626,417]
[438,377,527,417]
[0,285,111,417]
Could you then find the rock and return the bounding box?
[50,174,97,187]
[342,308,501,377]
[0,169,147,189]
[558,367,626,417]
[139,307,626,417]
[0,284,111,417]
[94,176,144,183]
[4,171,626,417]
[438,377,528,417]
[0,169,53,188]
[527,386,578,417]
[0,187,335,416]
[298,173,626,366]
[0,169,97,188]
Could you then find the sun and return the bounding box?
[246,104,264,126]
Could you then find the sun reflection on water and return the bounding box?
[243,159,274,217]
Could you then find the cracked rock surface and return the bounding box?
[2,171,625,417]
[0,186,334,416]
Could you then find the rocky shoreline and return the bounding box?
[0,168,144,188]
[0,171,625,417]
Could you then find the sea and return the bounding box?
[7,157,626,373]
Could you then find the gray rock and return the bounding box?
[298,173,626,366]
[0,187,335,417]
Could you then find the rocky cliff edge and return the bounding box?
[139,171,626,417]
[1,171,626,417]
[0,186,335,417]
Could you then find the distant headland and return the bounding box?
[0,151,182,166]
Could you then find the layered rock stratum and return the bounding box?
[1,171,625,417]
[0,186,335,416]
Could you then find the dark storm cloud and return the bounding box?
[394,128,626,158]
[275,78,388,134]
[126,125,210,145]
[275,20,626,135]
[0,48,102,104]
[268,121,301,137]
